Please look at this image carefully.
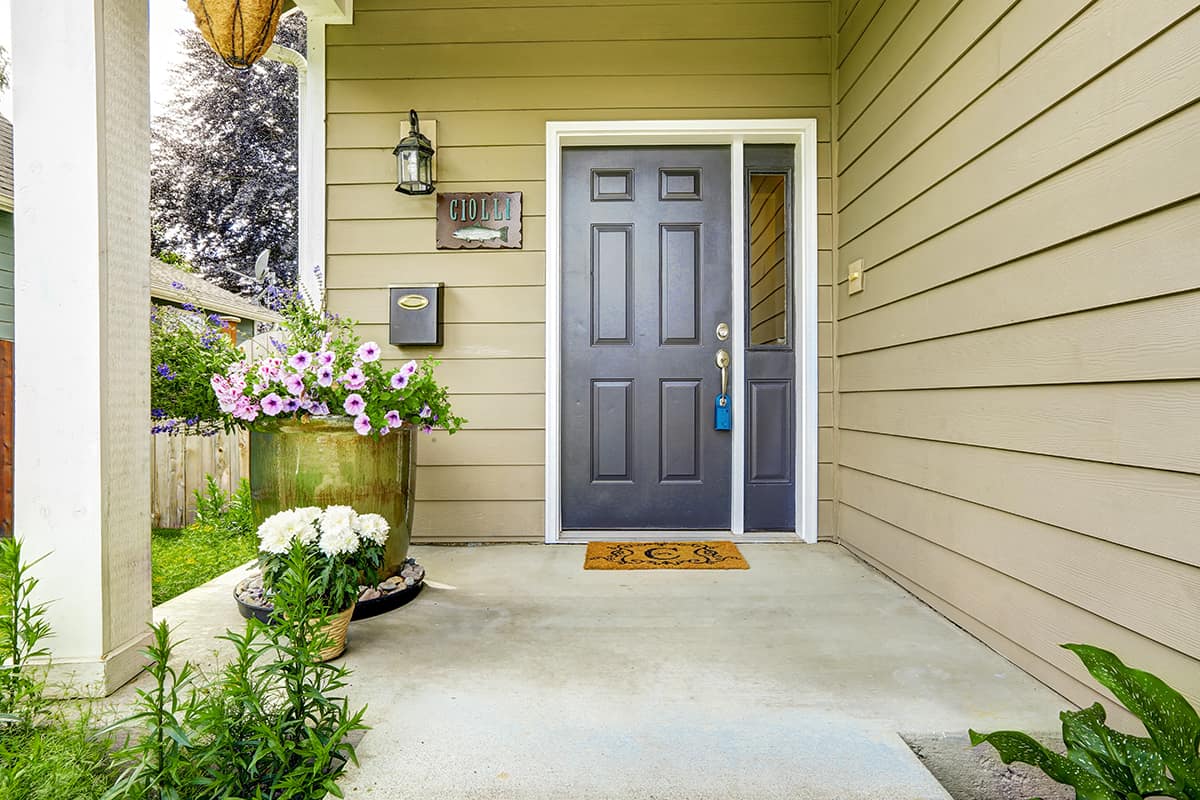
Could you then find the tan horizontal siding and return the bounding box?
[833,0,1200,723]
[327,108,833,149]
[328,3,831,45]
[328,1,833,541]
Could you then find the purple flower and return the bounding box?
[400,359,418,377]
[421,424,434,435]
[343,393,365,415]
[419,404,433,419]
[282,397,300,412]
[261,393,284,416]
[181,303,197,312]
[156,363,176,380]
[389,371,408,390]
[283,373,305,396]
[208,314,223,326]
[270,337,288,354]
[288,351,312,370]
[171,280,186,290]
[357,342,382,362]
[353,413,372,436]
[384,410,402,428]
[151,408,166,419]
[310,402,331,416]
[317,366,334,387]
[343,367,366,391]
[315,350,335,368]
[379,426,390,436]
[252,382,268,394]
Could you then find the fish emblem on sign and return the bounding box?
[436,191,523,249]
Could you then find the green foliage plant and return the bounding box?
[196,541,367,798]
[0,537,52,727]
[150,302,243,436]
[193,476,255,536]
[103,622,203,800]
[0,712,115,800]
[0,539,114,800]
[971,643,1200,800]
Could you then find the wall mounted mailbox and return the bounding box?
[389,283,444,346]
[436,191,522,249]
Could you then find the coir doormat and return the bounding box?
[584,541,749,570]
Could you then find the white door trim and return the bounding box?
[544,119,819,544]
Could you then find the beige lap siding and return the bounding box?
[324,0,837,542]
[832,0,1200,726]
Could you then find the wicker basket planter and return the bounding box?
[314,605,356,662]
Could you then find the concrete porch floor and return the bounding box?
[121,543,1067,799]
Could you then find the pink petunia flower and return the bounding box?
[288,351,312,371]
[353,413,372,435]
[421,424,434,435]
[282,397,301,413]
[343,393,366,415]
[342,367,366,390]
[357,342,382,362]
[419,404,433,419]
[378,426,390,436]
[384,410,402,428]
[317,366,334,387]
[400,359,418,377]
[310,402,331,416]
[390,372,408,390]
[260,393,284,416]
[283,373,306,396]
[315,350,336,368]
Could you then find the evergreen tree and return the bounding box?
[150,14,304,294]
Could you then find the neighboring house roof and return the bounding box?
[0,114,12,212]
[149,259,283,325]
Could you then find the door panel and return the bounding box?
[562,146,732,530]
[743,145,797,531]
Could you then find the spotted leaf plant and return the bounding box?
[970,643,1200,800]
[211,295,464,437]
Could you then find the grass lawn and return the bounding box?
[151,525,258,605]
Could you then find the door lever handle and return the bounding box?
[715,348,730,398]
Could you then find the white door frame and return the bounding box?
[544,119,819,544]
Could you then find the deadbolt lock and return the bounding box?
[716,322,730,341]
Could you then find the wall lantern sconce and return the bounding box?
[393,110,436,195]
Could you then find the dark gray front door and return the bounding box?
[562,146,732,530]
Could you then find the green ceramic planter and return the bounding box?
[250,417,415,575]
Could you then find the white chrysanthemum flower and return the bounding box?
[319,524,360,557]
[257,512,294,554]
[293,507,323,543]
[318,505,359,556]
[295,506,322,524]
[356,513,390,546]
[276,509,316,545]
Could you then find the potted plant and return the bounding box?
[256,505,389,660]
[211,295,465,575]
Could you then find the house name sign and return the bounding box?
[436,191,523,250]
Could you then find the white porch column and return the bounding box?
[12,0,152,694]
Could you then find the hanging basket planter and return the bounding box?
[186,0,285,70]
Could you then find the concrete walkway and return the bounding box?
[126,543,1066,799]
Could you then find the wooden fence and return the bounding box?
[150,429,248,529]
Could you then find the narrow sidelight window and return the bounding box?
[747,172,790,347]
